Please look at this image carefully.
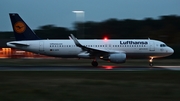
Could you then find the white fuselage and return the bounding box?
[7,39,174,59]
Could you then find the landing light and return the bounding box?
[100,56,103,59]
[149,57,153,62]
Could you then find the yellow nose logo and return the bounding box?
[14,21,26,34]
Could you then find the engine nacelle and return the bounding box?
[78,52,91,58]
[108,53,126,63]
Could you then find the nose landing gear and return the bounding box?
[149,57,153,67]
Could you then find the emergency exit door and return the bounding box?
[39,41,44,52]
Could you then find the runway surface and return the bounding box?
[0,65,180,71]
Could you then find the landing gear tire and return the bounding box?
[91,61,98,67]
[149,62,153,67]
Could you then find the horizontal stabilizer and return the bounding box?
[7,42,29,46]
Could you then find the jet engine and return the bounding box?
[108,53,126,63]
[78,52,91,58]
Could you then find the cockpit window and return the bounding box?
[160,44,167,47]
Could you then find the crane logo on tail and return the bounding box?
[14,21,26,34]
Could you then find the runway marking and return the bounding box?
[155,66,180,71]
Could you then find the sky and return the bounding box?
[0,0,180,31]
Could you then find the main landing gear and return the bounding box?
[91,60,98,67]
[149,57,153,67]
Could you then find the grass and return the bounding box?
[0,59,179,101]
[0,71,180,101]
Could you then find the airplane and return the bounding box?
[7,13,174,67]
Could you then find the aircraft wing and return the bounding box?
[70,34,124,56]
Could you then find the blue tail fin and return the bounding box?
[9,13,41,41]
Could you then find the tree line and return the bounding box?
[34,15,180,45]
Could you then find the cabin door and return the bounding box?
[39,41,44,52]
[149,41,155,51]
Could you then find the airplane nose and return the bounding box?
[169,47,174,54]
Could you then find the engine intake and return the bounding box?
[108,53,126,63]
